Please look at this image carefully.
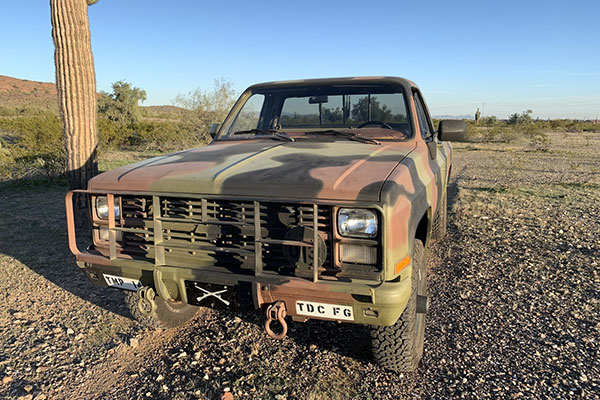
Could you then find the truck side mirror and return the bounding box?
[438,120,467,142]
[209,123,220,139]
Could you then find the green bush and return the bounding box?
[0,112,66,180]
[98,80,147,126]
[131,120,202,151]
[98,117,132,149]
[96,118,201,152]
[507,110,533,125]
[480,116,498,126]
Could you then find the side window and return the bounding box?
[413,92,432,137]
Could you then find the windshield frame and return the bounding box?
[216,79,416,142]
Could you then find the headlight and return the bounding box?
[338,208,378,238]
[96,196,121,220]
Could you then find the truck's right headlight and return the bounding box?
[337,208,378,238]
[96,196,121,220]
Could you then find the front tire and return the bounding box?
[371,239,427,371]
[124,291,200,329]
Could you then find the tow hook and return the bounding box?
[264,300,287,339]
[137,286,157,315]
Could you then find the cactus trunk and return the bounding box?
[50,0,98,191]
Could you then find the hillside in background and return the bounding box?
[0,75,188,118]
[0,75,58,111]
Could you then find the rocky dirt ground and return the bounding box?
[1,130,599,399]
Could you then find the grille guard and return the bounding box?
[66,190,346,283]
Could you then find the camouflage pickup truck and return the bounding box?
[66,77,466,371]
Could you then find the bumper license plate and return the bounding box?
[295,300,354,321]
[103,274,142,291]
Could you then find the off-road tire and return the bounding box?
[124,291,200,329]
[371,239,427,371]
[432,187,447,240]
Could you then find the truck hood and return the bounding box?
[89,140,416,202]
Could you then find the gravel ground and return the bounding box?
[1,130,599,399]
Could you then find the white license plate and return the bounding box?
[295,300,354,321]
[103,274,142,291]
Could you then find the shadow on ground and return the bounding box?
[0,182,130,318]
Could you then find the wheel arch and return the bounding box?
[414,207,432,249]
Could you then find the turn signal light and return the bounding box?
[394,255,411,274]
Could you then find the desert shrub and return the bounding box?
[0,106,17,117]
[97,118,196,151]
[565,122,582,132]
[131,120,200,151]
[480,115,498,126]
[478,124,519,142]
[582,122,600,132]
[519,124,550,151]
[11,153,66,179]
[564,120,600,133]
[490,125,518,142]
[97,117,133,149]
[2,114,63,153]
[542,119,599,133]
[0,144,15,178]
[528,131,551,151]
[464,120,478,141]
[549,119,568,130]
[507,110,533,125]
[0,112,66,179]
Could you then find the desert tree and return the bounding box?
[173,78,236,141]
[98,80,147,126]
[50,0,98,225]
[508,109,533,125]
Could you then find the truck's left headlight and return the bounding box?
[96,196,121,220]
[338,208,378,238]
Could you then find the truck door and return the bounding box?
[412,90,448,203]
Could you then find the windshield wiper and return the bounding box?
[231,129,295,142]
[305,129,380,145]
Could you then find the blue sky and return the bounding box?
[1,0,599,119]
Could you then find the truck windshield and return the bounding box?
[220,84,412,140]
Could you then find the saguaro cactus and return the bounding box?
[50,0,98,190]
[50,0,98,225]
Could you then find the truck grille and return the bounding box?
[115,195,338,280]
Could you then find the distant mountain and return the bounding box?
[433,114,474,120]
[0,75,58,111]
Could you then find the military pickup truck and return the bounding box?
[66,77,466,371]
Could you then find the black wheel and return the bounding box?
[124,291,200,329]
[371,239,427,371]
[432,187,447,240]
[357,120,393,129]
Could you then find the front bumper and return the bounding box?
[78,258,411,326]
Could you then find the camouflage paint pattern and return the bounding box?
[66,77,453,327]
